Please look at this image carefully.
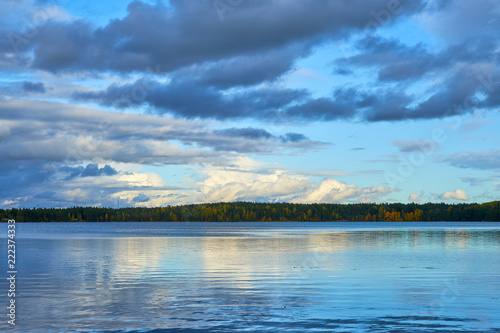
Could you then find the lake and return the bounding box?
[1,222,499,332]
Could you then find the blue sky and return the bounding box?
[0,0,499,208]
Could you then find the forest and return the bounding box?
[1,201,499,222]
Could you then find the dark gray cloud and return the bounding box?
[337,36,445,82]
[337,22,499,82]
[22,81,46,93]
[280,133,308,143]
[207,129,309,145]
[214,127,274,140]
[24,0,423,73]
[356,89,413,122]
[76,64,497,123]
[61,163,118,179]
[73,78,372,121]
[285,97,357,121]
[330,65,498,122]
[206,127,320,152]
[73,78,312,120]
[442,149,500,170]
[82,164,117,177]
[75,67,495,123]
[172,46,307,88]
[334,30,500,121]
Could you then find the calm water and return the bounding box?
[1,222,500,332]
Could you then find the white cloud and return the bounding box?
[409,191,424,202]
[197,156,396,204]
[439,189,470,201]
[299,178,395,203]
[117,172,164,187]
[197,156,309,202]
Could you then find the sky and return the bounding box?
[0,0,499,208]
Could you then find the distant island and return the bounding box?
[1,201,499,222]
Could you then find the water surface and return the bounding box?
[1,222,499,332]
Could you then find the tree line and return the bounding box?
[1,201,499,222]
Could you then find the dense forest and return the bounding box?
[1,201,499,222]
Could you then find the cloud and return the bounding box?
[172,46,307,88]
[3,1,500,124]
[419,0,500,43]
[459,119,491,133]
[72,76,389,123]
[2,1,499,209]
[197,156,309,202]
[299,178,397,203]
[214,127,274,140]
[73,79,312,120]
[0,98,331,208]
[439,189,469,201]
[285,97,357,121]
[0,158,188,208]
[61,163,118,179]
[408,191,424,202]
[442,149,500,170]
[34,190,56,199]
[334,27,500,121]
[214,127,308,144]
[336,36,444,82]
[280,133,308,143]
[0,99,324,165]
[82,164,117,177]
[75,77,418,122]
[22,81,46,93]
[0,154,398,208]
[16,1,483,125]
[393,140,437,153]
[361,65,498,122]
[132,193,150,203]
[460,177,492,186]
[20,0,423,73]
[198,156,397,203]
